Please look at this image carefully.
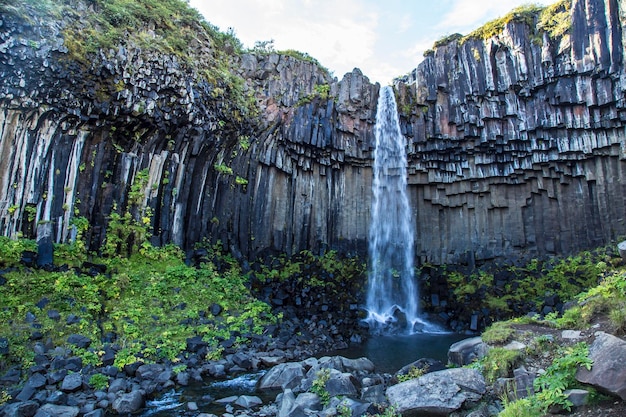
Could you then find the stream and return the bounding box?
[139,332,466,416]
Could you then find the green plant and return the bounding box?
[235,176,248,186]
[214,163,233,175]
[482,321,515,344]
[88,373,109,390]
[480,347,522,383]
[0,389,11,406]
[310,369,331,405]
[498,397,542,417]
[533,342,592,412]
[172,364,187,374]
[397,365,427,382]
[538,0,572,38]
[337,403,352,417]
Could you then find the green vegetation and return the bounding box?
[310,368,331,406]
[429,0,572,50]
[1,0,258,124]
[481,321,515,345]
[214,163,234,176]
[464,4,543,42]
[253,249,365,290]
[497,343,593,416]
[0,233,278,371]
[442,249,611,321]
[538,0,572,38]
[251,39,330,75]
[473,347,522,383]
[88,373,110,390]
[397,365,427,382]
[296,83,332,106]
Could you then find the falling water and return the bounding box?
[365,86,430,333]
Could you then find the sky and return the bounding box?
[188,0,555,84]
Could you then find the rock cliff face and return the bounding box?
[400,0,626,264]
[1,0,625,265]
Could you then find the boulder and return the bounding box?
[324,370,359,398]
[339,357,375,373]
[386,368,486,415]
[277,389,322,417]
[2,401,40,417]
[234,395,263,409]
[576,331,626,400]
[111,390,145,414]
[257,362,305,390]
[60,373,83,392]
[448,337,489,366]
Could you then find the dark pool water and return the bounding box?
[140,332,468,416]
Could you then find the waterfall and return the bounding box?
[365,85,432,333]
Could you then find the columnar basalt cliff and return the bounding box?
[399,0,626,264]
[0,0,625,266]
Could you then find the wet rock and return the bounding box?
[395,358,446,381]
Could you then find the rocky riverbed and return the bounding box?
[4,314,626,417]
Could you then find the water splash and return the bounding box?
[365,86,439,334]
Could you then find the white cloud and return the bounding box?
[190,0,379,79]
[189,0,558,84]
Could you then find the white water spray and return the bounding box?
[365,86,435,333]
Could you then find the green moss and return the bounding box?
[433,33,463,48]
[463,4,543,42]
[538,0,572,38]
[481,321,515,344]
[428,1,572,51]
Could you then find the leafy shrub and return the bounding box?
[397,365,427,382]
[533,342,592,412]
[310,369,331,406]
[88,373,109,390]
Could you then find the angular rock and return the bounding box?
[576,331,626,400]
[448,337,489,366]
[257,362,305,390]
[26,373,47,389]
[386,368,486,415]
[60,373,83,393]
[111,390,145,414]
[66,334,91,349]
[277,389,322,417]
[2,401,40,417]
[234,395,263,409]
[325,370,358,397]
